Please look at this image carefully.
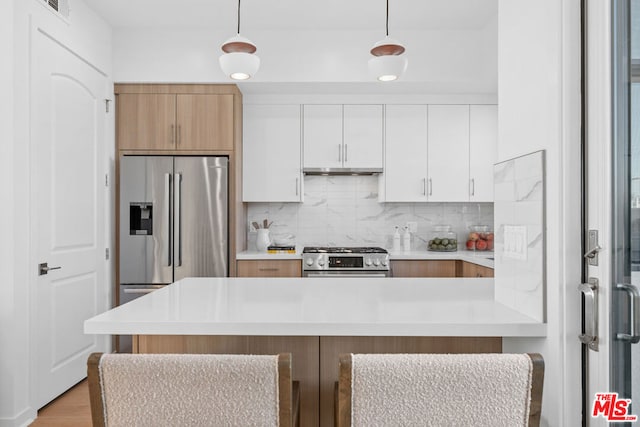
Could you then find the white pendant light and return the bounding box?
[368,0,407,82]
[219,0,260,80]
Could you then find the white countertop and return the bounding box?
[85,277,544,337]
[236,249,494,268]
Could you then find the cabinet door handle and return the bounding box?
[295,178,299,196]
[177,125,181,146]
[422,178,426,196]
[470,178,475,197]
[171,124,175,145]
[428,178,433,196]
[344,144,348,162]
[258,268,280,272]
[338,144,342,162]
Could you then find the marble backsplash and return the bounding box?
[246,175,493,251]
[493,150,545,322]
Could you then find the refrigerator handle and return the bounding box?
[165,173,172,267]
[175,173,182,267]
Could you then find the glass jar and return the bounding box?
[465,225,494,251]
[427,225,458,252]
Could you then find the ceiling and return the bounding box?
[83,0,498,32]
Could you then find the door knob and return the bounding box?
[39,262,61,276]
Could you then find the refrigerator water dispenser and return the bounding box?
[129,203,153,235]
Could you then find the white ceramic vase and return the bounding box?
[256,229,271,252]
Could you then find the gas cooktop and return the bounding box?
[302,246,388,254]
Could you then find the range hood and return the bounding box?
[303,167,383,176]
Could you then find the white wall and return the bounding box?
[2,1,113,425]
[113,26,497,93]
[498,0,582,425]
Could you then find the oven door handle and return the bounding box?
[304,272,389,278]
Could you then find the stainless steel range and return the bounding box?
[302,247,390,277]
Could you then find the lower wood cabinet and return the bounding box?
[390,260,457,278]
[390,259,494,278]
[236,260,302,277]
[460,261,495,278]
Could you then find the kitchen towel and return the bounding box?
[98,353,279,426]
[351,353,533,427]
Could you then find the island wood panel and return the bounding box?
[390,260,457,277]
[135,335,320,427]
[461,261,495,278]
[237,260,302,277]
[318,336,502,427]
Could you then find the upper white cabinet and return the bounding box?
[302,105,343,170]
[342,105,383,169]
[469,105,497,202]
[384,105,428,202]
[243,105,302,202]
[303,104,383,171]
[382,104,497,203]
[427,105,470,202]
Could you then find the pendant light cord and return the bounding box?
[386,0,389,36]
[237,0,241,34]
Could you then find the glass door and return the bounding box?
[584,1,640,425]
[611,0,640,421]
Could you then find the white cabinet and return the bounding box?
[342,105,383,169]
[382,104,497,203]
[302,105,342,170]
[384,105,428,202]
[427,105,470,202]
[469,105,497,202]
[303,104,383,171]
[243,105,302,202]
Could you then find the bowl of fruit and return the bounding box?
[428,225,458,252]
[466,226,494,251]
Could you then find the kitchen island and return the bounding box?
[85,277,545,427]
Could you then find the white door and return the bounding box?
[303,105,343,170]
[469,105,497,202]
[383,105,428,202]
[343,105,383,169]
[427,105,470,202]
[243,105,302,202]
[584,1,640,425]
[31,29,109,408]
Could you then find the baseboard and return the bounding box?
[0,407,37,427]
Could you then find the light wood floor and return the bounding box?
[30,380,92,427]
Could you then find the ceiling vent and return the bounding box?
[43,0,70,18]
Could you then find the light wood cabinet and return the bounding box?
[117,94,176,151]
[243,105,302,202]
[390,260,457,278]
[461,261,494,278]
[117,93,233,151]
[237,260,302,277]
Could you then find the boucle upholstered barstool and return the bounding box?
[88,352,299,427]
[337,353,544,427]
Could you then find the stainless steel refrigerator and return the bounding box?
[118,156,228,350]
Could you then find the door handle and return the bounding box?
[579,278,599,351]
[584,244,602,259]
[38,262,61,276]
[616,283,640,343]
[165,173,172,267]
[175,173,182,267]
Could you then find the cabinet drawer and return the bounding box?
[236,260,302,277]
[390,260,457,278]
[460,261,495,278]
